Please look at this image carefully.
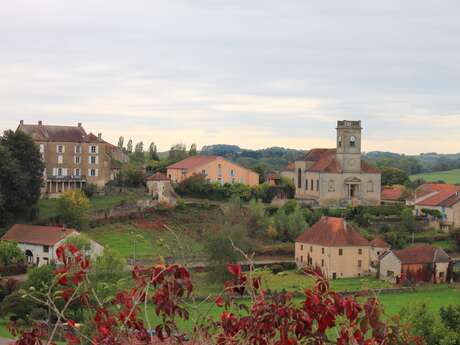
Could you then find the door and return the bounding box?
[332,272,337,280]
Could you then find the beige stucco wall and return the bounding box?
[379,252,401,282]
[168,157,259,186]
[295,242,371,279]
[280,170,294,183]
[147,180,176,204]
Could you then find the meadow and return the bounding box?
[410,169,460,184]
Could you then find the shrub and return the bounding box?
[0,240,24,266]
[82,183,98,198]
[175,197,186,210]
[270,264,284,274]
[0,263,27,276]
[29,308,48,321]
[266,225,278,239]
[58,189,91,229]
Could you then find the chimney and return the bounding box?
[98,133,102,140]
[20,120,24,125]
[38,120,43,126]
[78,122,82,127]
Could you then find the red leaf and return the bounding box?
[215,296,224,307]
[227,264,242,277]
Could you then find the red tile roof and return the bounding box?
[381,187,404,201]
[302,149,379,174]
[370,237,391,248]
[146,172,170,181]
[393,244,450,264]
[167,155,219,170]
[1,224,77,246]
[415,184,460,207]
[296,217,369,247]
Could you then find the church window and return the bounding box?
[310,179,314,190]
[297,168,301,189]
[349,136,356,147]
[316,179,319,191]
[305,179,308,190]
[367,181,374,192]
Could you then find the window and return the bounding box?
[305,179,308,190]
[39,144,44,153]
[439,272,445,279]
[328,180,335,192]
[297,168,301,189]
[230,169,235,177]
[338,135,342,148]
[349,136,356,147]
[310,179,314,190]
[89,168,97,177]
[90,156,97,164]
[387,270,394,277]
[57,168,63,176]
[322,248,324,254]
[90,145,97,153]
[74,168,81,176]
[338,249,343,256]
[377,251,381,255]
[321,259,324,267]
[201,169,207,176]
[57,155,63,164]
[43,245,49,253]
[358,260,362,268]
[310,246,313,253]
[300,245,303,251]
[75,145,82,154]
[358,248,362,255]
[300,256,303,263]
[316,180,319,191]
[43,257,49,265]
[367,181,374,192]
[75,156,81,164]
[57,145,64,153]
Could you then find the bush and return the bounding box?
[58,189,91,229]
[0,241,24,266]
[83,183,98,198]
[29,308,48,321]
[175,197,186,210]
[0,263,27,276]
[270,264,284,274]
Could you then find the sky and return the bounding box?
[1,0,459,154]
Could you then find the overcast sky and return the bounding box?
[1,1,459,154]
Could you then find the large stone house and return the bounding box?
[167,155,259,186]
[413,183,460,230]
[294,121,381,207]
[379,244,451,283]
[18,121,127,195]
[295,217,374,279]
[1,224,104,267]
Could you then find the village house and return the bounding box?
[294,121,381,207]
[380,186,406,205]
[17,120,128,196]
[295,216,373,279]
[1,224,104,267]
[166,155,259,186]
[369,237,391,269]
[379,244,451,283]
[146,172,178,204]
[413,183,460,230]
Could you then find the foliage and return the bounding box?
[381,167,411,186]
[0,278,20,303]
[401,208,417,232]
[126,139,133,153]
[58,189,91,229]
[169,143,188,162]
[117,136,124,149]
[421,208,443,219]
[189,143,197,156]
[0,241,24,266]
[23,265,54,293]
[273,201,307,242]
[82,183,98,198]
[115,164,146,187]
[64,233,92,252]
[148,142,159,161]
[0,130,44,226]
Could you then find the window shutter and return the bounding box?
[95,169,99,177]
[53,168,57,176]
[96,156,99,164]
[63,168,68,176]
[62,146,65,153]
[88,156,91,164]
[88,169,91,176]
[56,145,59,152]
[96,145,99,154]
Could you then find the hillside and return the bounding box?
[410,169,460,184]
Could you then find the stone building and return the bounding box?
[295,216,373,279]
[294,120,381,207]
[17,121,127,196]
[146,172,178,204]
[1,224,104,267]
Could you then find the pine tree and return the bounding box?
[126,139,133,153]
[189,143,198,156]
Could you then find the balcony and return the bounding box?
[47,175,87,181]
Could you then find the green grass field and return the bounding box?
[84,221,204,261]
[410,169,460,184]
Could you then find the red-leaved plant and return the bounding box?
[9,244,424,345]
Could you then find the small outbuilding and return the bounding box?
[379,244,451,283]
[146,172,178,204]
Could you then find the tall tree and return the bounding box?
[148,142,159,161]
[117,136,124,149]
[169,143,187,162]
[0,130,44,226]
[134,141,144,153]
[126,139,133,153]
[189,143,197,156]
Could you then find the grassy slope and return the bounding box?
[410,169,460,184]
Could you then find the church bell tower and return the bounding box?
[336,120,362,173]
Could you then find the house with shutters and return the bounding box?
[17,121,127,195]
[294,121,381,207]
[1,224,104,267]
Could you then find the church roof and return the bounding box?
[296,217,370,247]
[302,148,379,174]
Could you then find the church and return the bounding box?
[294,120,381,207]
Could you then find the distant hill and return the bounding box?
[410,169,460,185]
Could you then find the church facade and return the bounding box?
[294,120,381,207]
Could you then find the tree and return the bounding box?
[23,265,54,293]
[189,143,197,156]
[126,139,133,153]
[401,208,416,232]
[148,142,159,161]
[0,130,44,226]
[134,141,144,153]
[58,189,91,229]
[0,241,24,266]
[64,234,92,252]
[169,143,187,162]
[117,136,124,149]
[381,167,410,186]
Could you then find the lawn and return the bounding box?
[410,169,460,184]
[84,221,204,261]
[191,269,392,297]
[37,192,143,222]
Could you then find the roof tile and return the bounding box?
[1,224,77,246]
